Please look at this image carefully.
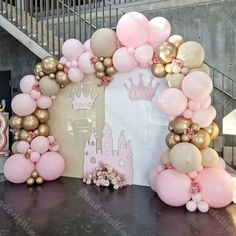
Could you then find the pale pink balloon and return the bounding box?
[68,67,84,83]
[183,109,193,119]
[188,100,201,111]
[158,88,188,117]
[116,12,150,48]
[30,90,41,100]
[66,61,72,68]
[11,93,36,116]
[113,47,138,72]
[216,157,226,170]
[30,152,41,163]
[31,136,50,154]
[197,201,209,213]
[188,171,198,179]
[78,52,95,74]
[36,95,52,109]
[182,71,213,100]
[36,151,65,181]
[156,169,191,207]
[59,56,67,64]
[62,39,84,60]
[195,168,234,208]
[208,105,217,119]
[3,154,35,183]
[192,106,215,128]
[71,60,78,67]
[186,201,197,212]
[148,17,171,48]
[83,39,93,54]
[199,96,211,108]
[20,75,37,94]
[134,44,154,64]
[17,141,30,154]
[149,167,160,192]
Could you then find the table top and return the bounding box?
[0,177,235,236]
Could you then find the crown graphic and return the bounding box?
[70,85,97,110]
[124,73,159,101]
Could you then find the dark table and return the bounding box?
[0,177,235,236]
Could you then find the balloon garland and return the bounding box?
[4,12,234,212]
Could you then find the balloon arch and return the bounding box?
[4,12,235,213]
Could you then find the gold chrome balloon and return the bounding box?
[34,63,43,76]
[33,108,50,123]
[49,73,56,80]
[31,170,39,178]
[33,129,40,136]
[42,56,58,74]
[10,115,22,129]
[106,66,116,76]
[95,61,105,72]
[56,71,70,87]
[22,115,39,131]
[36,177,44,184]
[181,134,190,142]
[168,35,185,48]
[165,63,173,73]
[96,71,106,79]
[151,64,167,77]
[38,124,50,136]
[103,57,113,67]
[57,63,64,71]
[166,132,180,149]
[191,123,200,132]
[26,136,32,143]
[204,122,219,140]
[18,129,28,141]
[156,42,177,64]
[172,117,192,134]
[27,177,35,185]
[191,130,211,149]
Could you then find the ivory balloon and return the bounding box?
[160,149,170,165]
[10,115,22,129]
[39,76,60,96]
[41,56,58,74]
[191,130,211,149]
[201,148,219,167]
[22,115,39,131]
[177,41,205,68]
[151,64,167,77]
[166,73,185,89]
[190,63,210,75]
[156,42,177,64]
[170,142,202,173]
[33,108,50,123]
[168,35,185,48]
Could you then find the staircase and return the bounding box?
[0,0,236,169]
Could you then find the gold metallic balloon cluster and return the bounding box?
[34,56,70,88]
[26,170,44,186]
[10,108,50,143]
[94,57,116,79]
[166,117,219,150]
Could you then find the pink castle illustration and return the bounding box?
[83,123,133,185]
[124,73,160,101]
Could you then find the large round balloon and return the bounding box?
[62,39,84,60]
[90,28,118,57]
[156,169,191,206]
[170,142,202,173]
[11,93,36,116]
[116,12,149,48]
[195,168,234,208]
[3,154,35,183]
[177,41,205,68]
[36,95,53,109]
[36,152,65,181]
[20,75,37,94]
[78,52,96,74]
[182,71,213,101]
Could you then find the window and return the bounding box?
[120,143,124,148]
[91,141,95,146]
[119,160,125,167]
[90,157,96,164]
[105,143,109,147]
[105,150,109,156]
[105,133,109,138]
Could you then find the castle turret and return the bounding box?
[102,123,113,156]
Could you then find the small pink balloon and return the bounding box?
[183,109,193,119]
[156,169,192,207]
[199,96,211,108]
[11,93,37,116]
[188,171,198,179]
[197,201,209,213]
[59,56,67,64]
[17,141,30,154]
[36,151,65,181]
[20,75,37,94]
[134,44,154,64]
[83,39,93,54]
[30,90,41,100]
[182,71,213,101]
[195,168,234,208]
[113,47,138,72]
[68,67,84,83]
[36,95,53,109]
[148,17,171,48]
[158,88,188,117]
[71,60,78,67]
[216,157,226,170]
[62,39,84,60]
[188,100,201,111]
[66,61,72,68]
[30,152,41,162]
[149,168,159,192]
[186,201,197,212]
[117,12,150,48]
[78,52,95,74]
[3,154,35,183]
[31,136,50,154]
[139,63,149,68]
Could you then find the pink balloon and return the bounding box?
[208,105,217,119]
[195,168,234,208]
[17,141,30,154]
[20,75,37,94]
[182,71,213,100]
[31,136,50,154]
[68,67,84,83]
[134,44,154,64]
[78,52,95,74]
[71,60,78,67]
[216,157,226,170]
[59,56,67,64]
[30,90,41,100]
[148,17,171,48]
[156,169,191,207]
[199,96,211,108]
[11,93,36,116]
[36,152,65,181]
[188,100,201,111]
[183,109,193,119]
[158,88,188,117]
[36,95,52,109]
[113,47,138,72]
[149,168,159,192]
[62,39,84,60]
[192,106,216,128]
[83,39,93,54]
[30,152,41,163]
[3,154,35,183]
[116,12,149,48]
